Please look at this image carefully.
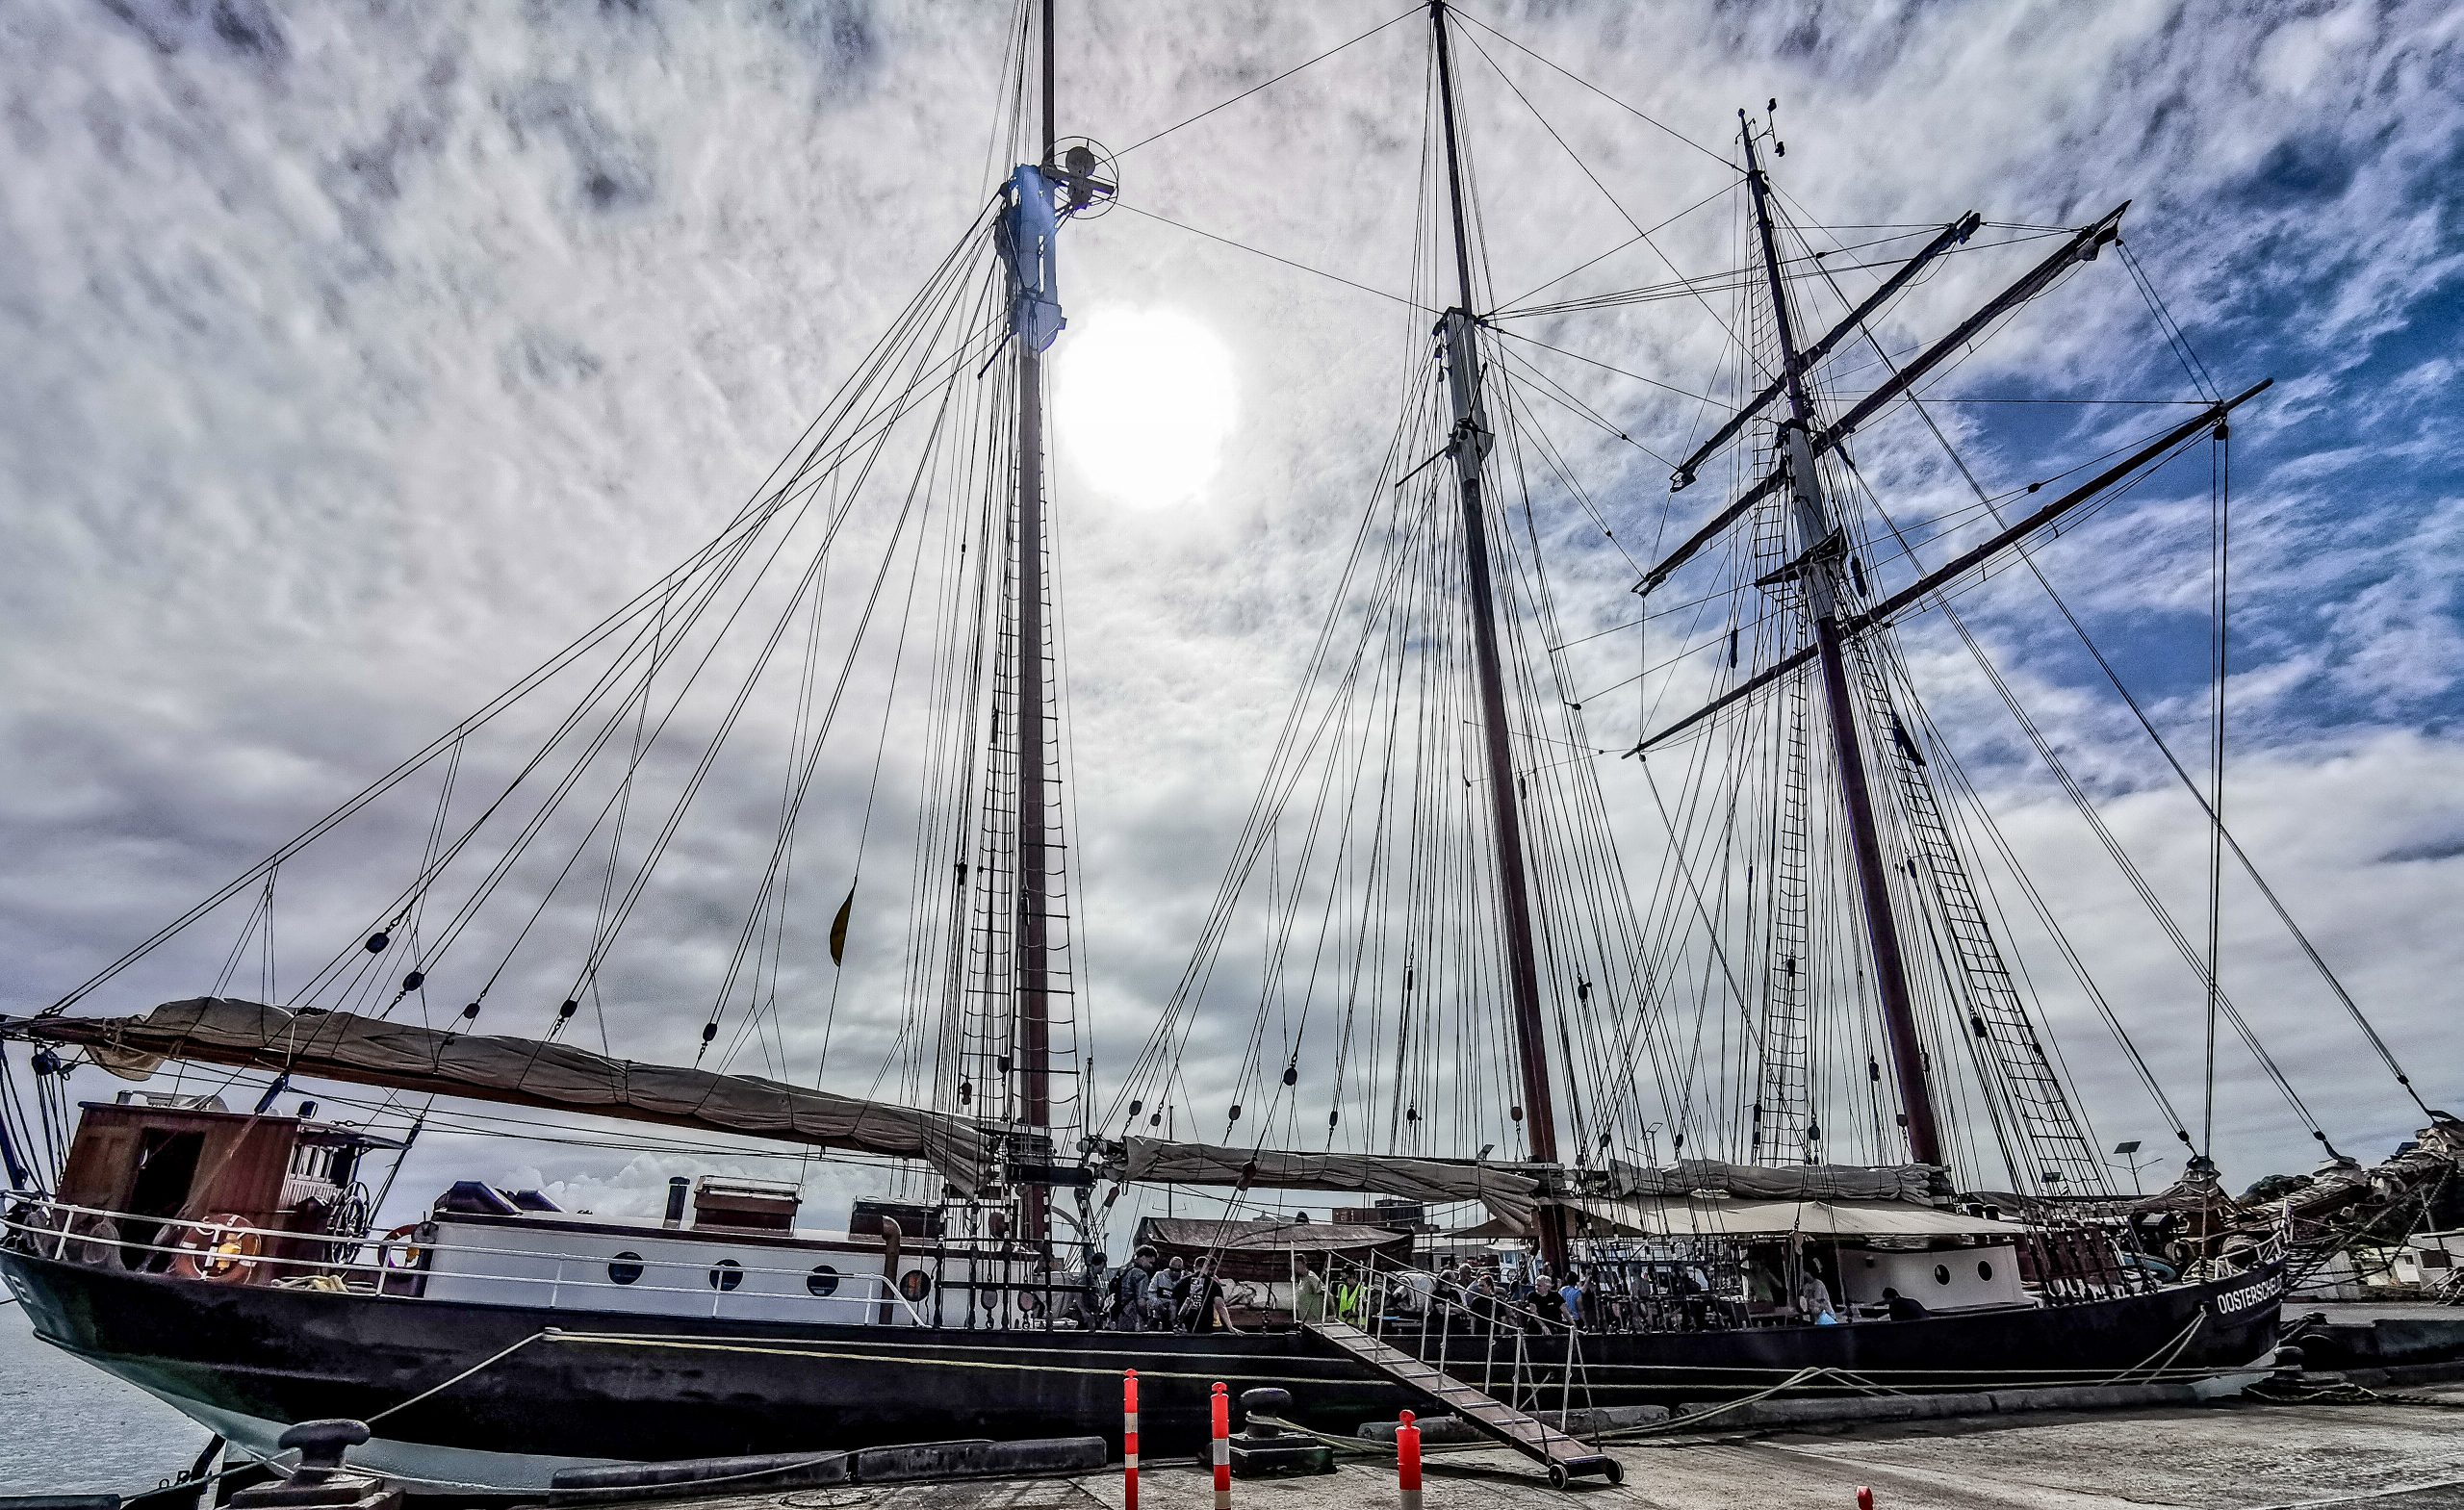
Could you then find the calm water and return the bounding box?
[0,1303,207,1495]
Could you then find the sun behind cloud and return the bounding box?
[1054,307,1236,509]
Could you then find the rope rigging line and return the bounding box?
[1111,200,1431,310]
[1448,5,1738,172]
[39,196,1009,1023]
[1111,2,1425,158]
[1776,193,2429,1123]
[1453,22,1755,374]
[1487,180,1736,317]
[1833,449,2336,1157]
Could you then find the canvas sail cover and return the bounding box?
[5,998,1001,1194]
[1136,1216,1414,1281]
[1114,1136,1539,1229]
[1561,1194,2033,1240]
[1609,1158,1943,1203]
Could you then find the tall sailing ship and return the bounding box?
[3,1,2444,1493]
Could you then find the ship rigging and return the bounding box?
[0,0,2445,1491]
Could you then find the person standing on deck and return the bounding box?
[1112,1247,1157,1331]
[1530,1271,1564,1332]
[1075,1250,1109,1328]
[1795,1267,1835,1324]
[1294,1260,1329,1322]
[1184,1257,1232,1334]
[1468,1269,1499,1335]
[1148,1255,1186,1330]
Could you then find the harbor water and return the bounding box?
[0,1303,203,1496]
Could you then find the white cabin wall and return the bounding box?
[1837,1243,2028,1311]
[420,1219,909,1324]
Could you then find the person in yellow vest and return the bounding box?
[1335,1276,1365,1323]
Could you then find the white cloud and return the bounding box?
[4,0,2461,1222]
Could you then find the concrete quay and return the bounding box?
[557,1386,2464,1510]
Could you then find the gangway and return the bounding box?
[1304,1318,1622,1488]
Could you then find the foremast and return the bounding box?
[1429,0,1568,1268]
[1735,118,1945,1165]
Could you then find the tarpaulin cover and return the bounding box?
[1135,1216,1413,1281]
[1116,1136,1539,1229]
[1563,1194,2033,1240]
[7,999,1002,1194]
[1610,1158,1943,1202]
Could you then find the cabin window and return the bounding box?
[708,1259,744,1292]
[1933,1264,1952,1286]
[608,1252,644,1286]
[899,1268,933,1302]
[2423,1251,2453,1269]
[1977,1260,1994,1282]
[806,1264,840,1297]
[287,1144,341,1181]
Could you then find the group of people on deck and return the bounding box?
[1089,1246,1235,1333]
[1286,1250,1936,1335]
[1292,1256,1647,1334]
[1067,1241,1940,1336]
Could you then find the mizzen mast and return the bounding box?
[1735,115,1945,1166]
[1429,0,1566,1266]
[1012,0,1060,1245]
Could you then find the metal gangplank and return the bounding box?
[1304,1318,1622,1488]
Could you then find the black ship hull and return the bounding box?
[1,1248,2284,1490]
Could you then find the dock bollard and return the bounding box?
[1212,1382,1232,1508]
[1398,1410,1423,1510]
[1858,1489,1874,1510]
[1123,1370,1139,1510]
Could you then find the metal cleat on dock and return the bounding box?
[226,1421,399,1510]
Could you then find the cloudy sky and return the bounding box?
[2,0,2459,1228]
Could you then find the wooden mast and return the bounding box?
[1736,116,1944,1166]
[1429,0,1567,1268]
[1014,0,1057,1244]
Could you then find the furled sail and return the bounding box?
[1111,1136,1540,1229]
[2,999,1001,1194]
[1609,1159,1945,1203]
[1560,1194,2029,1240]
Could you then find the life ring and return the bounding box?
[61,1212,122,1267]
[168,1215,263,1283]
[379,1224,426,1271]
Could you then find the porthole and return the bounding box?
[899,1268,933,1302]
[1933,1264,1952,1286]
[709,1258,744,1292]
[806,1264,841,1297]
[607,1251,644,1286]
[1977,1260,1994,1282]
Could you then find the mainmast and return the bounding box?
[1013,0,1059,1245]
[1429,0,1567,1267]
[1736,117,1944,1165]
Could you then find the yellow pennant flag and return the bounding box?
[828,886,855,966]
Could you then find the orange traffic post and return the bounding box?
[1122,1370,1139,1510]
[1858,1488,1875,1510]
[1398,1409,1423,1510]
[1211,1381,1232,1508]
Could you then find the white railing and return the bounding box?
[0,1194,934,1326]
[1323,1250,1592,1420]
